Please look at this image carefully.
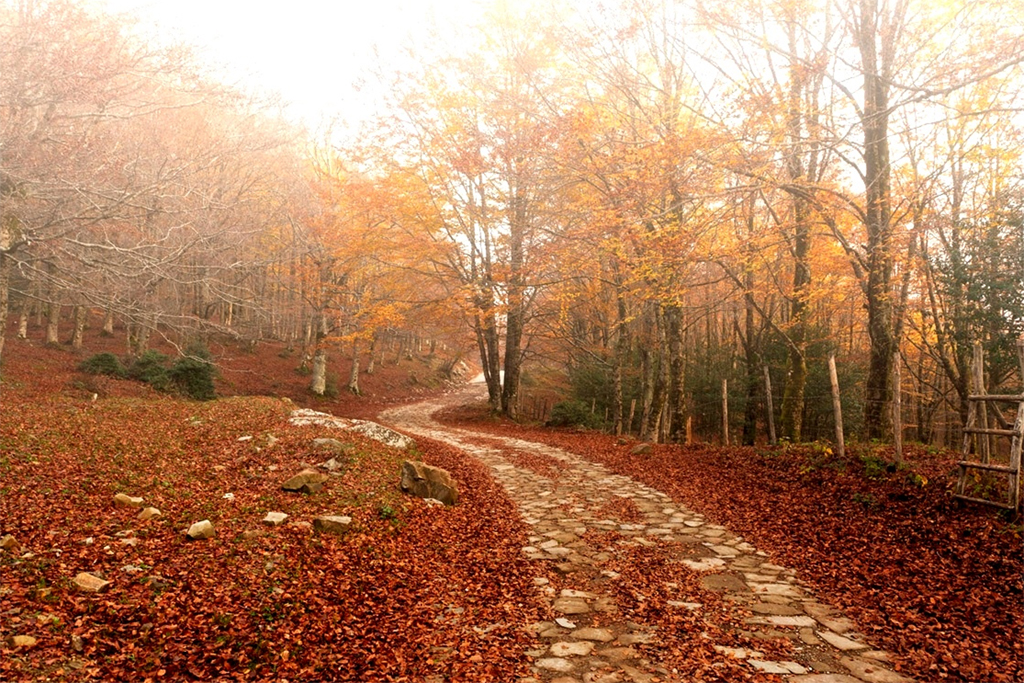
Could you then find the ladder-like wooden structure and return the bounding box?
[954,339,1024,509]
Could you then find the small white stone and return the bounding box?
[554,618,576,629]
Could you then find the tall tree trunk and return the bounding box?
[612,279,627,435]
[856,0,900,439]
[780,17,812,442]
[642,306,669,442]
[667,305,687,443]
[0,250,9,368]
[348,340,360,394]
[475,306,503,413]
[501,194,526,419]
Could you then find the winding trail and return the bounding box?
[382,384,913,683]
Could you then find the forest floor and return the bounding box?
[434,398,1023,683]
[1,327,1021,683]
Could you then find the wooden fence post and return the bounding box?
[828,353,845,458]
[973,341,990,462]
[763,365,776,445]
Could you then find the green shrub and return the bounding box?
[169,359,215,400]
[547,400,603,429]
[127,350,171,391]
[78,353,125,377]
[169,345,216,400]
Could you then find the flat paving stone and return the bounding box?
[573,627,615,642]
[819,630,868,651]
[750,602,803,615]
[536,657,575,672]
[553,598,591,614]
[549,641,595,657]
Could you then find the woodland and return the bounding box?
[0,0,1023,680]
[1,0,1023,449]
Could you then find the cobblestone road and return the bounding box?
[382,385,912,683]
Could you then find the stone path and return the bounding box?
[382,385,913,683]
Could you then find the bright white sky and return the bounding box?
[93,0,488,129]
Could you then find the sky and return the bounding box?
[93,0,488,128]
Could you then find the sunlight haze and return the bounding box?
[93,0,487,127]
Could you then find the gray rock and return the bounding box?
[262,512,289,526]
[630,443,652,455]
[281,468,329,494]
[137,507,162,521]
[74,572,111,593]
[113,493,144,507]
[312,438,353,455]
[400,460,458,506]
[318,457,347,473]
[313,515,352,535]
[186,519,215,540]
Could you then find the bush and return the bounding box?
[169,344,216,401]
[78,353,125,377]
[547,400,603,429]
[127,350,171,391]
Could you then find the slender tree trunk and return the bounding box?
[0,250,9,367]
[102,308,114,335]
[613,280,627,435]
[501,194,526,419]
[17,301,27,339]
[667,305,687,443]
[780,20,812,442]
[366,333,376,375]
[348,340,360,394]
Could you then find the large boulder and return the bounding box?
[400,460,458,506]
[281,469,328,494]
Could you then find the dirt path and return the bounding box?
[382,385,913,683]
